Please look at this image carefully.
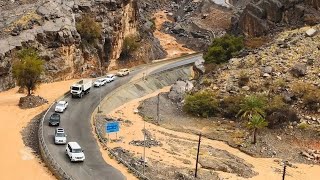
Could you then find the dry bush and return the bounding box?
[302,90,320,111]
[238,70,249,87]
[291,82,316,98]
[220,95,244,119]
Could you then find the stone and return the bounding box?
[291,63,307,77]
[276,136,282,140]
[262,73,271,78]
[305,28,317,37]
[242,86,250,91]
[262,66,273,74]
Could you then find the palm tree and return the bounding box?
[247,114,268,144]
[237,95,267,120]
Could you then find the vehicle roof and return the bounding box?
[51,113,60,117]
[119,68,129,71]
[57,101,66,104]
[56,128,64,132]
[106,74,115,77]
[68,142,81,149]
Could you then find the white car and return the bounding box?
[66,142,85,162]
[93,79,105,87]
[104,74,115,83]
[116,69,129,77]
[54,128,67,144]
[55,101,68,113]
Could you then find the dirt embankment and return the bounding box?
[98,87,320,180]
[0,80,76,180]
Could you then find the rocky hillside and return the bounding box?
[197,24,320,124]
[0,0,166,91]
[231,0,320,37]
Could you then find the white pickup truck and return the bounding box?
[70,79,92,98]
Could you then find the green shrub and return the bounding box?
[120,35,139,59]
[183,91,219,117]
[204,34,244,64]
[297,122,309,130]
[220,95,244,119]
[76,15,102,44]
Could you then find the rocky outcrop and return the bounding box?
[233,0,320,37]
[0,0,167,91]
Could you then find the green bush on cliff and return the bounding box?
[204,34,244,64]
[76,16,102,44]
[120,35,139,59]
[183,90,219,117]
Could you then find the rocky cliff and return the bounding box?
[232,0,320,37]
[0,0,166,91]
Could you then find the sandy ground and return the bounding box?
[105,87,320,180]
[153,11,195,58]
[0,80,78,180]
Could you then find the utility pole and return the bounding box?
[143,120,146,174]
[282,160,287,180]
[195,133,202,178]
[157,93,160,123]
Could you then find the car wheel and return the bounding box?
[57,123,59,126]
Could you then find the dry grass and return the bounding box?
[244,37,270,49]
[6,11,41,31]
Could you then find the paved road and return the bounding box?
[42,54,203,180]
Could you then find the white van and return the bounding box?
[65,142,85,162]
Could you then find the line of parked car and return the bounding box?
[47,69,131,162]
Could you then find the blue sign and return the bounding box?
[105,121,120,133]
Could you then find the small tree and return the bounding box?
[237,95,267,120]
[204,34,244,64]
[76,15,101,44]
[12,48,44,96]
[120,35,139,59]
[247,114,268,144]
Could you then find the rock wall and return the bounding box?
[0,0,166,92]
[232,0,320,37]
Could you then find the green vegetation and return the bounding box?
[220,95,244,119]
[120,35,139,59]
[237,94,267,120]
[204,34,244,64]
[247,114,268,144]
[183,91,219,117]
[12,48,44,96]
[76,15,102,44]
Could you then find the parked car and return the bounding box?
[66,142,85,162]
[93,79,105,87]
[116,69,129,77]
[55,101,68,113]
[54,128,67,144]
[49,113,60,126]
[104,74,115,83]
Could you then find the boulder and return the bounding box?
[168,80,193,102]
[305,28,317,37]
[291,63,307,77]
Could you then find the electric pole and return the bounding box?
[157,93,160,123]
[195,133,202,178]
[282,160,287,180]
[143,120,146,174]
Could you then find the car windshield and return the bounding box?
[73,148,82,153]
[55,133,65,137]
[71,87,79,90]
[106,75,113,78]
[50,114,60,120]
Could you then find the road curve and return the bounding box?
[42,54,203,180]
